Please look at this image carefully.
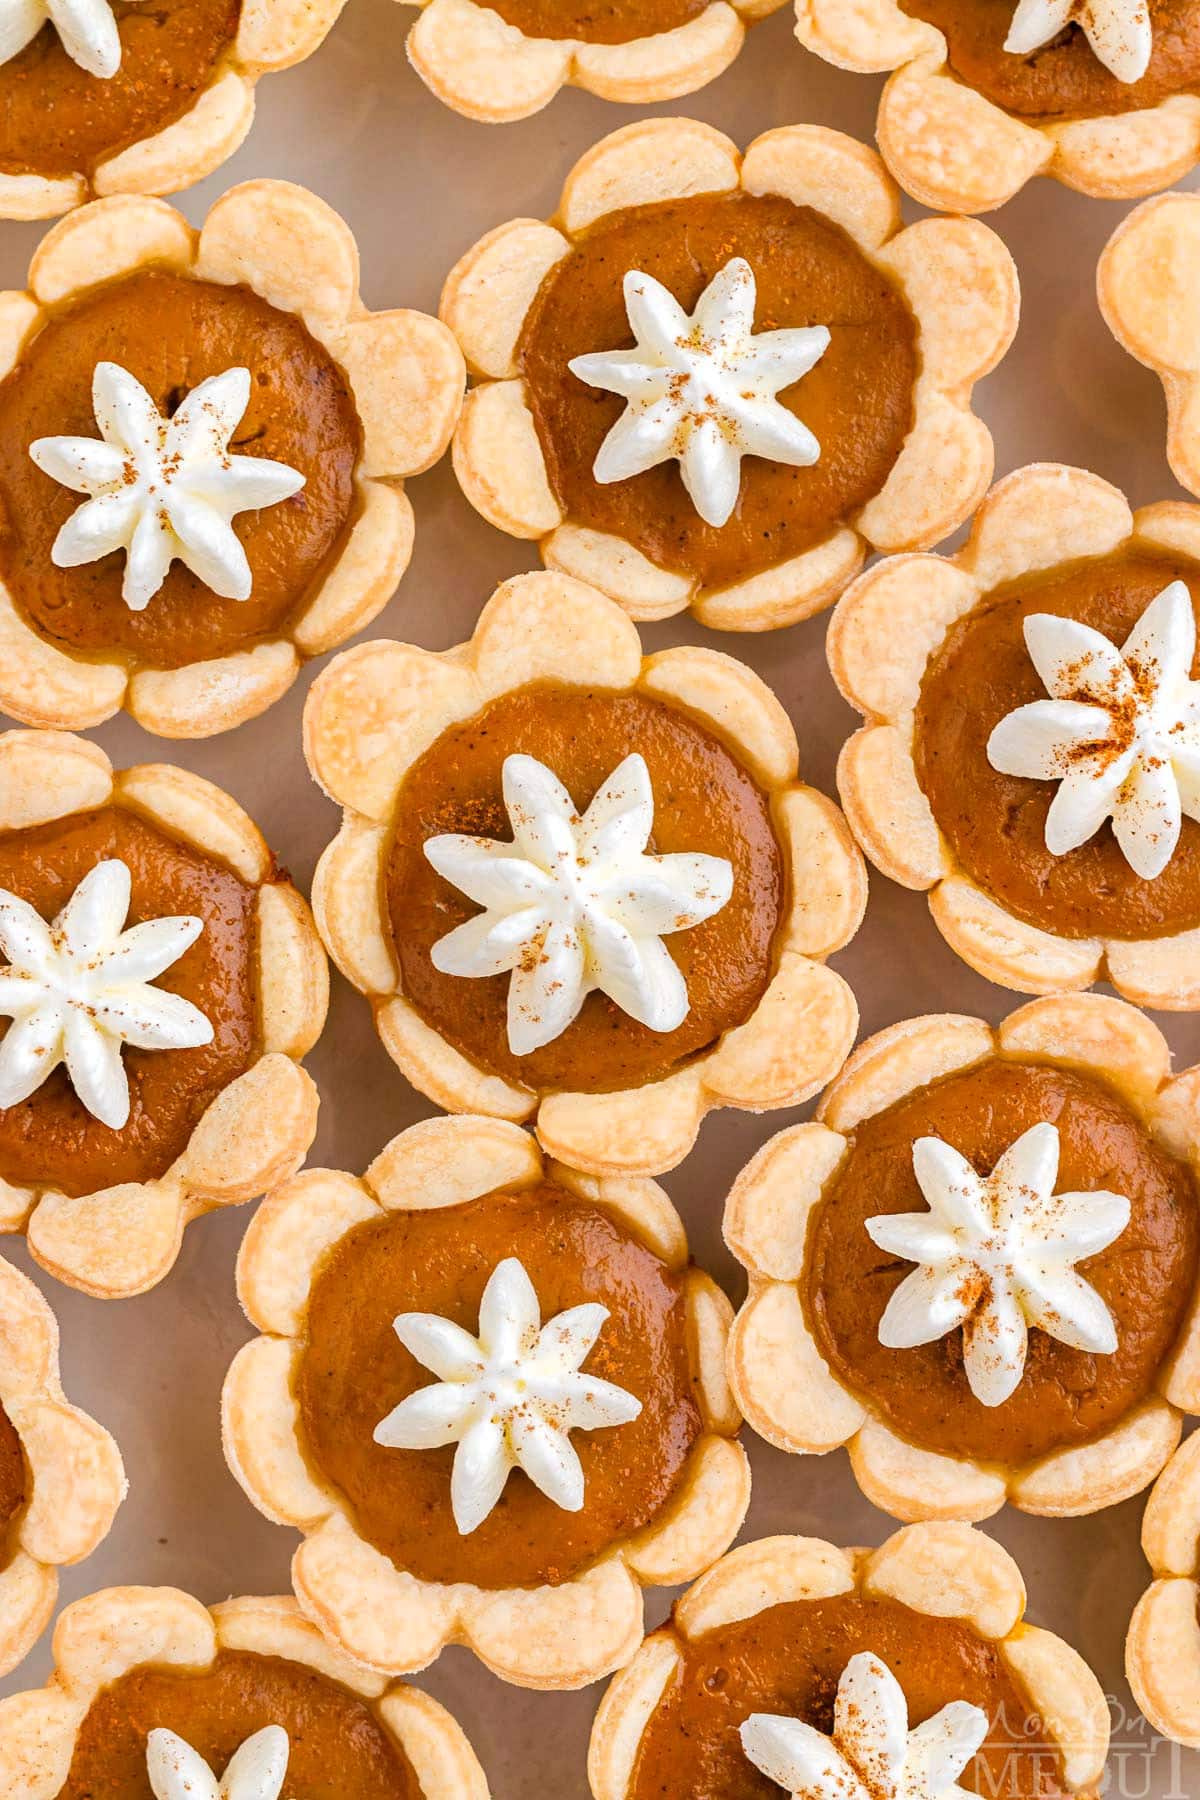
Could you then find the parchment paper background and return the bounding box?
[0,6,1197,1794]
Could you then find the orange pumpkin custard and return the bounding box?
[384,683,783,1094]
[0,0,240,182]
[806,1057,1199,1467]
[629,1590,1066,1800]
[517,191,917,589]
[0,1400,26,1569]
[0,267,359,670]
[485,0,707,39]
[0,803,257,1196]
[295,1181,703,1589]
[901,0,1200,119]
[57,1649,421,1799]
[914,553,1200,940]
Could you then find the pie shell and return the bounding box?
[828,461,1200,1007]
[401,0,784,122]
[1127,1432,1200,1747]
[725,993,1200,1522]
[0,181,466,738]
[303,568,865,1177]
[0,1255,126,1679]
[795,0,1200,213]
[0,1587,489,1797]
[1100,193,1200,505]
[223,1110,751,1690]
[0,0,348,221]
[0,727,328,1299]
[587,1524,1109,1799]
[441,116,1017,632]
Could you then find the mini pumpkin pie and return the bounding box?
[830,462,1200,1005]
[0,181,464,739]
[0,1254,125,1678]
[442,117,1017,632]
[1126,1431,1200,1746]
[0,0,346,221]
[0,1586,488,1798]
[304,569,864,1177]
[1100,192,1200,507]
[0,727,326,1299]
[726,993,1200,1524]
[797,0,1200,214]
[402,0,783,121]
[222,1111,749,1690]
[588,1523,1108,1800]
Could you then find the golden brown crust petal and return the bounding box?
[257,882,330,1059]
[848,1420,1005,1524]
[0,1258,124,1675]
[741,123,900,251]
[1127,1577,1200,1748]
[723,1120,847,1281]
[996,991,1170,1111]
[1101,195,1200,498]
[1001,1625,1109,1792]
[1142,1431,1200,1576]
[408,0,573,125]
[29,195,194,302]
[0,731,112,830]
[674,1534,857,1638]
[587,1633,682,1800]
[727,1280,866,1453]
[836,724,948,892]
[0,588,126,731]
[92,70,255,202]
[558,118,741,236]
[930,877,1103,997]
[1050,95,1200,201]
[794,0,941,70]
[818,1012,993,1133]
[126,641,301,739]
[1008,1399,1180,1518]
[877,56,1051,215]
[452,380,562,539]
[440,219,571,382]
[863,1521,1025,1640]
[572,6,746,105]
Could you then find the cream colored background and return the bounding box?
[0,5,1196,1794]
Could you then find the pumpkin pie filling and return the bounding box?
[486,0,707,41]
[805,1057,1198,1467]
[630,1591,1066,1800]
[0,0,241,181]
[0,803,258,1197]
[295,1182,703,1589]
[384,683,783,1093]
[57,1648,422,1799]
[517,192,918,589]
[0,268,360,670]
[914,553,1200,940]
[900,0,1200,118]
[0,1400,26,1571]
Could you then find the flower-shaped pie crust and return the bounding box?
[0,0,347,221]
[588,1525,1108,1800]
[0,728,326,1299]
[726,994,1200,1523]
[0,1588,488,1798]
[0,1254,125,1677]
[304,570,864,1177]
[1100,192,1200,508]
[0,181,464,739]
[830,462,1200,1006]
[223,1112,750,1690]
[1127,1432,1200,1747]
[401,0,783,122]
[796,0,1200,213]
[442,117,1016,632]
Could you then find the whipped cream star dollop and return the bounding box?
[424,750,733,1056]
[567,256,831,529]
[147,1725,289,1800]
[0,0,122,78]
[986,580,1200,881]
[865,1122,1129,1407]
[1005,0,1152,83]
[374,1254,642,1535]
[30,360,306,611]
[0,858,213,1130]
[741,1651,989,1800]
